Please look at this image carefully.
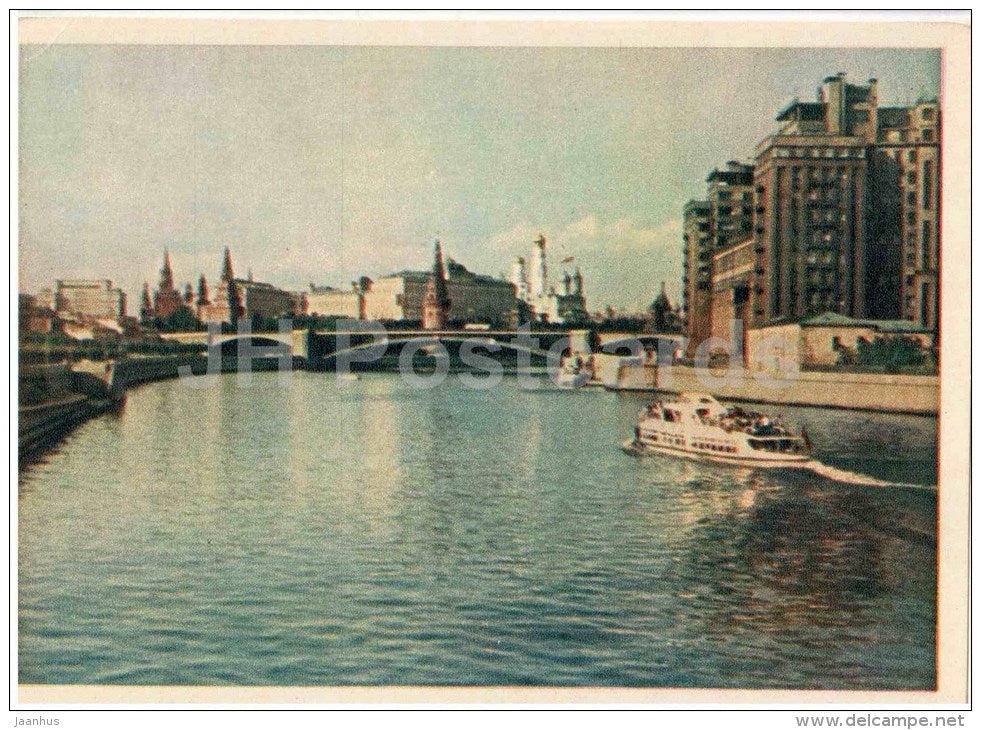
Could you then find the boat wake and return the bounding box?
[802,459,936,492]
[624,439,935,491]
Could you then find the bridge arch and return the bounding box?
[320,334,563,365]
[600,333,683,357]
[210,334,293,357]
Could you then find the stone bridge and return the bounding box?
[158,329,684,367]
[308,329,567,368]
[159,330,307,358]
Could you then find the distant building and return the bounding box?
[746,311,934,372]
[306,283,364,320]
[529,234,547,300]
[510,234,588,324]
[41,279,126,321]
[363,245,516,326]
[198,248,294,324]
[18,293,56,336]
[510,256,530,301]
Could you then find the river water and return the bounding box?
[19,372,938,688]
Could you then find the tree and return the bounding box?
[648,282,674,332]
[155,306,202,333]
[837,335,928,373]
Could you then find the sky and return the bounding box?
[19,45,940,312]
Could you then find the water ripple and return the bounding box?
[18,374,937,688]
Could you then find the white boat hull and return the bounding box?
[623,437,810,468]
[556,369,593,389]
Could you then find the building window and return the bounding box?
[907,191,917,206]
[921,282,931,327]
[922,160,933,210]
[906,170,917,185]
[907,211,916,225]
[907,150,917,163]
[922,129,934,142]
[922,107,935,121]
[921,220,931,269]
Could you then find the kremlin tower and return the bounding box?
[153,249,184,319]
[422,240,451,330]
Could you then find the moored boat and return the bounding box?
[555,355,594,389]
[624,392,811,467]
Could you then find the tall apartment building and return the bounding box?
[683,72,941,354]
[707,162,755,250]
[870,99,940,327]
[752,131,869,324]
[706,163,755,344]
[682,163,755,354]
[682,199,711,351]
[753,73,940,328]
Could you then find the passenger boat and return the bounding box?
[555,355,594,389]
[624,392,812,467]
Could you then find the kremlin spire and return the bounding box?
[422,239,451,330]
[159,249,174,290]
[221,247,235,282]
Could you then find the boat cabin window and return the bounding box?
[748,438,800,453]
